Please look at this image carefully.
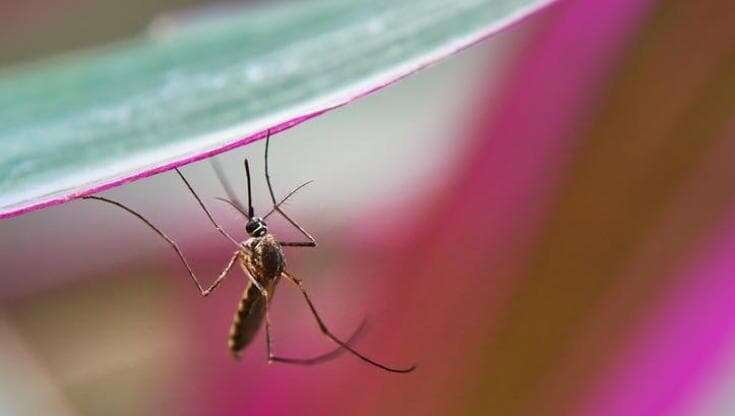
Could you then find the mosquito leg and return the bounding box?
[261,129,318,248]
[174,168,241,247]
[83,196,239,297]
[238,262,369,366]
[267,182,318,247]
[269,317,369,366]
[244,268,267,295]
[202,250,240,296]
[279,241,317,247]
[263,129,279,207]
[274,207,317,247]
[240,269,274,362]
[255,270,370,365]
[267,190,318,247]
[282,271,416,373]
[264,291,275,363]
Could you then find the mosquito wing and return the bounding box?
[210,158,248,215]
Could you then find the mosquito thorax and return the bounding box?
[246,217,268,237]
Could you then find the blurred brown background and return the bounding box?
[3,1,735,415]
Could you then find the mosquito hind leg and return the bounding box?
[258,279,370,365]
[239,264,368,366]
[282,271,416,373]
[268,317,369,366]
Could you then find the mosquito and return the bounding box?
[82,130,416,373]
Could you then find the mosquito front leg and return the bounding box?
[274,207,318,247]
[83,196,239,297]
[265,184,318,247]
[261,130,318,248]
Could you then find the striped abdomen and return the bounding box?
[229,282,268,357]
[229,235,284,358]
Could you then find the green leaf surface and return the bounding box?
[0,0,554,218]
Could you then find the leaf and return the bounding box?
[0,0,555,218]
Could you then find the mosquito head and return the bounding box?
[246,216,268,237]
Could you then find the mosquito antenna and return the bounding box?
[217,179,312,221]
[244,158,255,218]
[215,197,249,219]
[264,180,313,220]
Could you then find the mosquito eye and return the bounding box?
[246,218,267,236]
[245,221,258,235]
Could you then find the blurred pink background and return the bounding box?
[1,0,735,415]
